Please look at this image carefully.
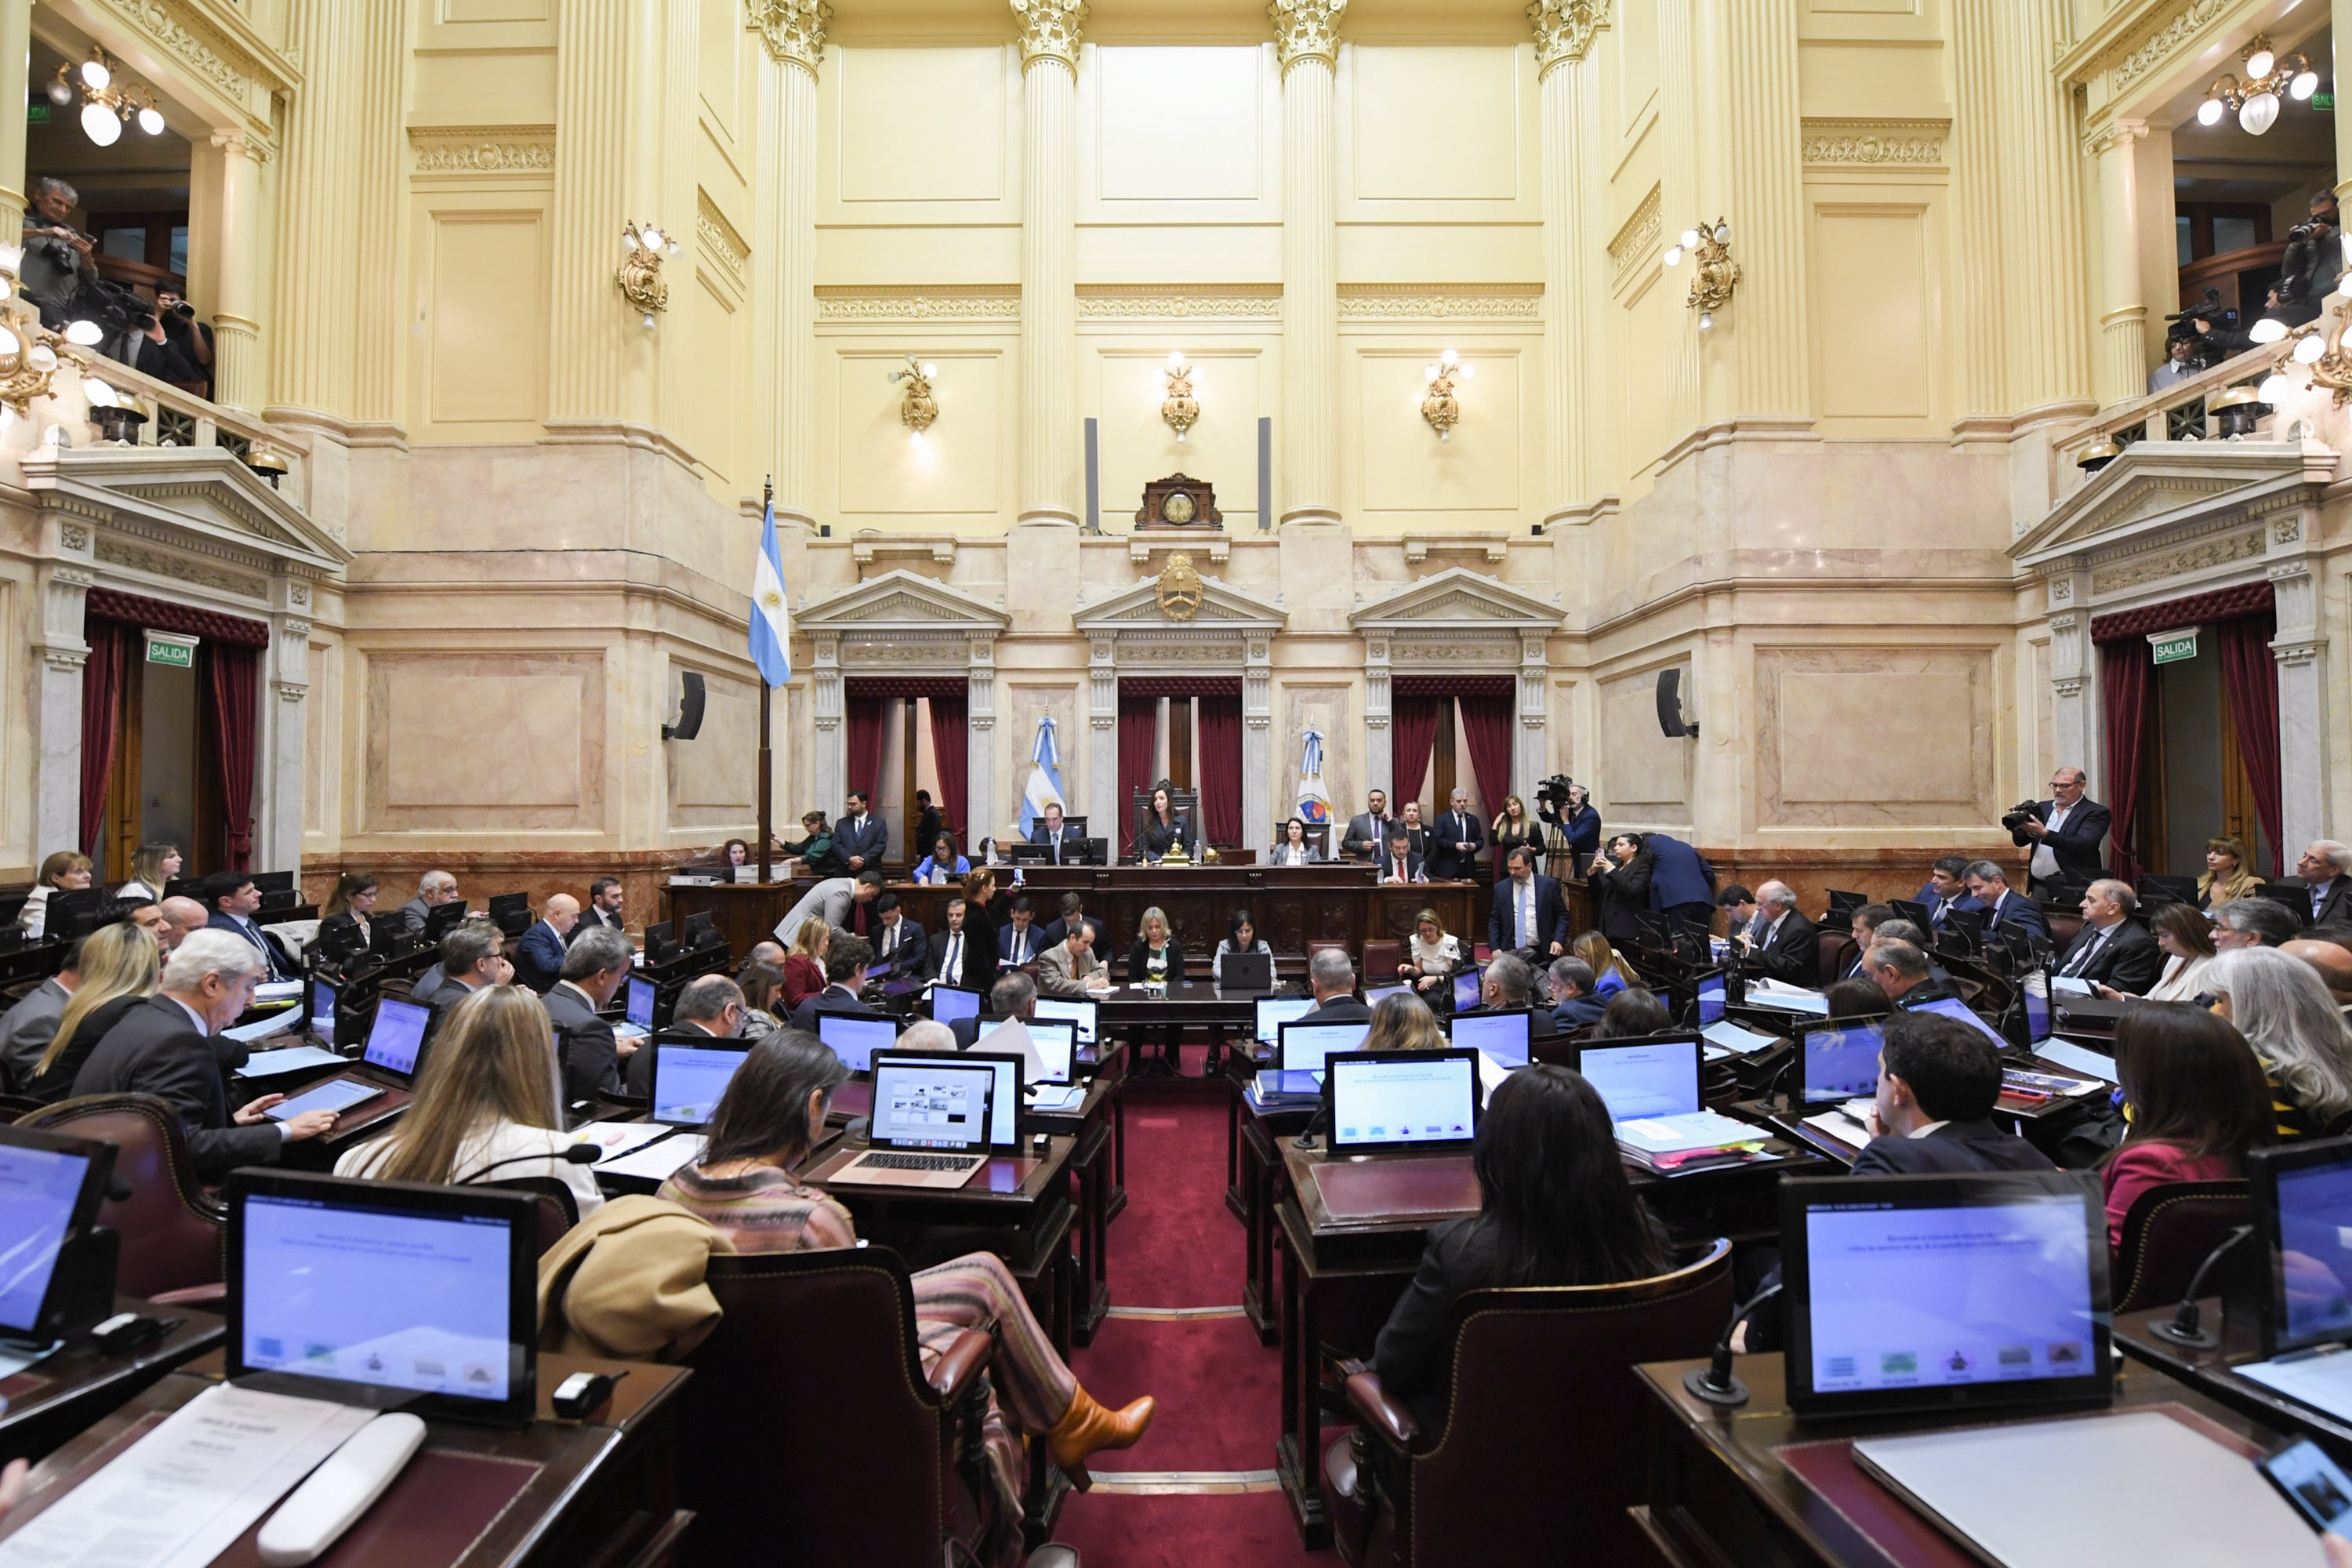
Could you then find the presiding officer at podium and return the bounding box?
[1138,782,1196,862]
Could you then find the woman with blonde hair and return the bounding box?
[115,842,182,903]
[24,921,159,1102]
[1572,931,1636,997]
[336,985,602,1217]
[1397,909,1462,998]
[2198,835,2262,909]
[16,851,93,939]
[1363,991,1446,1054]
[782,916,829,1012]
[1491,796,1538,869]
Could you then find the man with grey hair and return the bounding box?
[2214,897,2301,951]
[899,1019,958,1054]
[74,930,338,1172]
[1299,948,1370,1025]
[954,969,1038,1048]
[1478,952,1534,1011]
[20,176,95,327]
[1860,939,1953,1008]
[1743,880,1820,985]
[2053,879,2159,994]
[1963,860,2050,945]
[394,869,462,938]
[2299,841,2352,927]
[2014,766,2111,898]
[1547,956,1606,1031]
[623,974,744,1096]
[547,926,635,1101]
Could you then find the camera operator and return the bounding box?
[19,177,97,329]
[2276,190,2344,325]
[107,288,209,394]
[2147,329,2200,395]
[2167,289,2255,371]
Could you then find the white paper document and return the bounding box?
[237,1044,343,1076]
[1802,1109,1871,1149]
[1025,1086,1085,1114]
[223,1013,299,1047]
[0,1384,373,1568]
[597,1133,705,1181]
[571,1120,677,1161]
[2240,1345,2352,1424]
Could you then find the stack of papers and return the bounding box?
[1741,981,1829,1015]
[1802,1108,1872,1152]
[1614,1109,1768,1171]
[1701,1019,1778,1055]
[237,1044,343,1078]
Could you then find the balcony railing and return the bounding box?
[72,350,307,506]
[2049,336,2297,489]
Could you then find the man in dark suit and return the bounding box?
[2297,841,2352,927]
[913,790,943,869]
[510,895,576,993]
[1428,788,1485,881]
[1376,828,1428,885]
[1298,948,1372,1025]
[998,896,1046,970]
[2013,768,2111,898]
[870,894,928,981]
[1038,892,1107,953]
[546,927,635,1102]
[1340,790,1392,863]
[1744,881,1820,985]
[1917,857,1984,928]
[2054,879,2162,995]
[417,920,513,1036]
[73,930,338,1174]
[789,934,880,1032]
[953,971,1037,1049]
[573,877,627,940]
[838,790,887,874]
[929,897,990,993]
[1861,940,1962,1009]
[1964,861,2051,946]
[200,873,296,982]
[394,869,459,938]
[1489,845,1570,964]
[1545,957,1609,1032]
[1642,834,1718,935]
[624,974,744,1098]
[1028,803,1087,866]
[1837,903,1896,980]
[1849,1013,2056,1175]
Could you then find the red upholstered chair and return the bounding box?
[16,1094,224,1298]
[674,1247,1004,1568]
[1816,930,1854,987]
[1323,1239,1733,1568]
[478,1177,578,1254]
[1362,941,1404,988]
[2111,1179,2251,1314]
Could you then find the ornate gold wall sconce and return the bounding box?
[2263,308,2352,411]
[889,355,939,437]
[2199,34,2318,136]
[47,49,164,146]
[616,221,677,329]
[1421,348,1469,441]
[1664,218,1738,329]
[0,270,63,425]
[1161,351,1199,442]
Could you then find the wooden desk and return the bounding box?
[0,1349,691,1567]
[1635,1351,2286,1568]
[2114,1298,2352,1456]
[0,1298,224,1465]
[267,1065,416,1171]
[1028,1043,1128,1345]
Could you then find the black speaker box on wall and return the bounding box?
[1656,667,1698,739]
[665,671,706,742]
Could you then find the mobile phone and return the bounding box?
[2258,1438,2352,1533]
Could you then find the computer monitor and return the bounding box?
[1695,971,1727,1026]
[162,876,200,902]
[816,1011,898,1073]
[0,1125,114,1341]
[1795,1018,1884,1105]
[1825,890,1867,920]
[648,1036,753,1127]
[249,870,296,895]
[363,996,431,1081]
[1889,899,1931,930]
[1575,1036,1704,1121]
[643,922,681,963]
[1452,967,1484,1012]
[975,1016,1076,1085]
[1449,1007,1533,1068]
[1276,1019,1370,1076]
[1323,1048,1480,1153]
[44,890,105,942]
[880,1048,1022,1152]
[2016,969,2054,1048]
[930,985,984,1029]
[1007,841,1054,865]
[2252,1138,2352,1358]
[624,975,657,1031]
[305,972,339,1047]
[867,1058,996,1152]
[486,892,529,934]
[683,909,721,949]
[1363,982,1414,1007]
[1780,1169,2111,1419]
[1255,995,1315,1046]
[1031,996,1096,1046]
[227,1169,538,1424]
[423,900,472,942]
[1910,995,2011,1051]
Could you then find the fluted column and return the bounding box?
[350,0,408,434]
[1655,0,1699,433]
[1014,0,1083,527]
[207,131,267,412]
[1993,1,2092,420]
[1274,0,1343,527]
[268,0,358,422]
[2339,0,2352,216]
[1949,0,2006,434]
[1532,1,1601,518]
[0,0,32,238]
[547,0,649,430]
[750,2,826,525]
[2092,120,2151,408]
[1712,0,1807,421]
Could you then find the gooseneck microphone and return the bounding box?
[1683,1282,1784,1408]
[456,1144,602,1184]
[2148,1225,2253,1350]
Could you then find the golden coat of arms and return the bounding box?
[1156,551,1204,620]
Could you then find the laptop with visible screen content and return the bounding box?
[1574,1034,1759,1159]
[619,975,657,1040]
[1363,982,1414,1007]
[1031,996,1097,1047]
[649,1036,753,1127]
[1217,951,1274,990]
[878,1048,1023,1152]
[1452,968,1484,1012]
[1323,1048,1480,1153]
[1274,1018,1370,1076]
[816,1011,898,1073]
[1795,1018,1884,1106]
[930,985,983,1029]
[1695,971,1727,1026]
[0,1126,114,1345]
[362,996,432,1084]
[1781,1169,2111,1420]
[262,1077,385,1123]
[227,1169,538,1424]
[975,1015,1076,1087]
[306,973,339,1046]
[1449,1007,1533,1068]
[1255,995,1315,1047]
[828,1058,996,1189]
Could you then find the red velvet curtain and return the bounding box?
[202,643,260,872]
[1118,694,1158,856]
[2220,611,2284,876]
[1459,693,1515,826]
[1197,695,1242,847]
[927,691,969,844]
[2100,641,2154,884]
[1390,695,1445,811]
[77,622,130,858]
[845,695,887,804]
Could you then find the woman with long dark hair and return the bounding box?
[1588,832,1655,946]
[1271,816,1320,866]
[1139,781,1192,862]
[317,872,380,958]
[2102,1003,2273,1249]
[1373,1066,1668,1422]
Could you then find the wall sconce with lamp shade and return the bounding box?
[1421,349,1470,441]
[1663,218,1739,329]
[615,221,678,328]
[889,354,939,439]
[47,49,165,147]
[2198,34,2320,136]
[1162,351,1199,442]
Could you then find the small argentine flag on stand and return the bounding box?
[1298,729,1332,849]
[1018,717,1067,840]
[750,492,792,686]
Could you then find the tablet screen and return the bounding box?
[1697,975,1726,1025]
[1453,970,1483,1012]
[1255,995,1314,1045]
[309,978,338,1046]
[1578,1040,1700,1120]
[364,998,429,1076]
[263,1078,382,1122]
[1802,1022,1883,1105]
[1278,1021,1370,1076]
[0,1141,93,1336]
[625,976,656,1030]
[1911,996,2009,1050]
[1450,1010,1531,1068]
[1328,1053,1478,1151]
[931,986,982,1028]
[652,1043,751,1126]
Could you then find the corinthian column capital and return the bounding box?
[1012,0,1086,71]
[750,0,830,74]
[1528,0,1602,73]
[1270,0,1345,73]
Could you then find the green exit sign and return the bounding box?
[2316,91,2336,111]
[2149,630,2198,666]
[144,633,196,669]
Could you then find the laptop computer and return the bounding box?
[973,1015,1077,1087]
[0,1125,115,1344]
[1217,950,1275,990]
[1573,1034,1758,1157]
[361,995,433,1085]
[1793,1016,1884,1107]
[1323,1048,1480,1152]
[930,985,984,1029]
[1449,1007,1533,1068]
[1452,967,1484,1012]
[1031,996,1097,1047]
[648,1035,754,1127]
[816,1011,898,1073]
[1254,994,1315,1047]
[227,1169,539,1423]
[828,1057,998,1189]
[1363,982,1414,1007]
[1693,970,1728,1026]
[877,1047,1024,1152]
[618,974,658,1041]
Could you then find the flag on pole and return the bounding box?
[749,495,792,687]
[1297,729,1331,829]
[1019,717,1067,840]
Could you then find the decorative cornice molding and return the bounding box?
[2087,527,2264,596]
[1608,184,1662,287]
[815,286,1021,324]
[410,125,556,175]
[1011,0,1086,70]
[1076,286,1282,321]
[1270,0,1345,72]
[748,0,830,73]
[1527,0,1603,71]
[1799,118,1950,169]
[696,194,750,290]
[93,535,272,600]
[1338,285,1541,321]
[98,0,284,118]
[2111,0,2227,90]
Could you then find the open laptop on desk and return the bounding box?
[828,1057,998,1189]
[1217,950,1274,990]
[1031,996,1096,1048]
[615,974,658,1043]
[928,984,983,1029]
[648,1034,753,1127]
[816,1011,898,1074]
[2234,1138,2352,1421]
[1254,995,1314,1054]
[876,1048,1024,1152]
[1448,1007,1532,1069]
[1322,1048,1479,1153]
[1258,1018,1370,1100]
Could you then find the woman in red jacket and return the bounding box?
[2102,1003,2274,1252]
[781,916,829,1012]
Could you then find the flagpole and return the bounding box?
[757,475,775,885]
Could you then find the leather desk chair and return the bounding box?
[1323,1238,1733,1568]
[478,1177,578,1254]
[2045,907,2085,952]
[17,1094,223,1298]
[2111,1179,2251,1315]
[675,1248,1004,1568]
[1362,941,1403,989]
[1816,930,1854,986]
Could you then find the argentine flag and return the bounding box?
[1297,729,1331,829]
[749,495,791,687]
[1018,717,1067,840]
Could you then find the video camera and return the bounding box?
[1534,774,1578,826]
[2164,288,2246,366]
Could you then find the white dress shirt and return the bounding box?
[2030,803,2073,883]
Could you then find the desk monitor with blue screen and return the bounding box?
[884,1048,1022,1152]
[650,1038,753,1126]
[0,1126,112,1343]
[2014,969,2054,1050]
[2251,1138,2352,1359]
[1031,996,1096,1045]
[975,1016,1076,1085]
[363,996,431,1082]
[817,1011,898,1073]
[1450,1008,1533,1068]
[307,974,338,1046]
[1695,972,1727,1026]
[227,1168,538,1424]
[1781,1169,2111,1419]
[1277,1019,1371,1077]
[1575,1036,1704,1121]
[1795,1018,1884,1105]
[1452,968,1484,1013]
[1255,995,1315,1046]
[624,975,657,1032]
[1909,995,2010,1051]
[1324,1049,1480,1152]
[1363,982,1413,1008]
[930,985,983,1029]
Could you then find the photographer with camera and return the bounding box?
[2276,190,2345,325]
[1534,776,1601,862]
[2006,767,2110,899]
[106,287,209,393]
[19,177,97,330]
[2166,289,2256,373]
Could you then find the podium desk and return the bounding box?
[2114,1298,2352,1456]
[0,1349,691,1568]
[0,1298,225,1465]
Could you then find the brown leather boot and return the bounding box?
[1044,1388,1156,1490]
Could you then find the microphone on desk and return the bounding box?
[2148,1223,2254,1350]
[1683,1282,1783,1408]
[456,1145,602,1184]
[1291,1103,1330,1152]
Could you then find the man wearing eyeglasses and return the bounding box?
[2012,768,2111,899]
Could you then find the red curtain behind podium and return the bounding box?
[1118,695,1157,856]
[927,691,968,843]
[845,696,887,804]
[1461,693,1515,823]
[1198,695,1242,847]
[1391,695,1444,808]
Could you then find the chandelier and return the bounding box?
[2198,34,2319,136]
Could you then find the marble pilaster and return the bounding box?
[2092,121,2151,409]
[750,2,827,527]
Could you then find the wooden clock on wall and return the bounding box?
[1136,473,1222,529]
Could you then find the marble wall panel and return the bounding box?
[1755,646,1995,828]
[668,665,757,826]
[364,651,605,832]
[1599,666,1693,821]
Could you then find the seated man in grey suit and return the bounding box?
[545,926,635,1102]
[1298,948,1371,1025]
[417,920,513,1037]
[1849,1012,2056,1175]
[394,869,460,938]
[1037,922,1111,997]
